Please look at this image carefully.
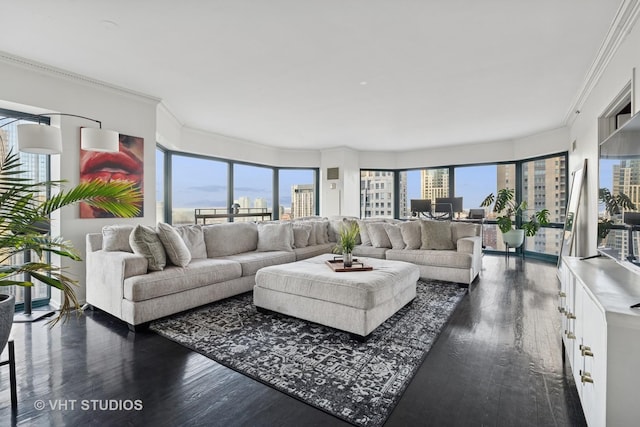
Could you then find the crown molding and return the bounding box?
[0,51,160,105]
[564,0,640,127]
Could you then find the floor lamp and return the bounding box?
[1,112,119,322]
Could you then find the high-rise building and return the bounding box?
[254,197,267,209]
[361,171,402,218]
[607,159,640,257]
[420,169,449,203]
[291,184,314,219]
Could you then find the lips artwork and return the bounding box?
[80,133,144,218]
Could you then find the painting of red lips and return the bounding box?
[80,133,144,218]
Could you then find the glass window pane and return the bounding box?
[454,164,497,219]
[233,164,273,222]
[482,164,516,250]
[279,169,316,219]
[361,170,395,218]
[521,155,567,256]
[402,168,449,219]
[1,115,50,306]
[156,148,165,223]
[171,155,228,225]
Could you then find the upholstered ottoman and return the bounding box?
[254,254,420,338]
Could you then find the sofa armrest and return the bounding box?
[86,246,148,317]
[86,233,103,253]
[457,236,481,254]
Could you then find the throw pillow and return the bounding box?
[174,224,207,259]
[327,219,343,243]
[102,225,134,252]
[420,220,455,250]
[292,223,312,248]
[451,222,480,244]
[383,223,406,249]
[367,222,392,248]
[257,223,294,252]
[156,222,192,267]
[306,222,317,246]
[202,222,258,257]
[399,220,422,249]
[357,219,372,246]
[129,225,166,271]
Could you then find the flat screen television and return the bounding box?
[410,199,431,214]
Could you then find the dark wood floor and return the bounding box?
[0,255,586,426]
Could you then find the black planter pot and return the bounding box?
[0,294,15,354]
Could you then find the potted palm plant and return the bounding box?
[0,147,141,354]
[481,188,550,248]
[333,222,359,267]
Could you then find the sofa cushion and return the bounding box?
[221,251,296,276]
[203,222,258,257]
[174,224,207,259]
[383,223,405,249]
[386,249,472,269]
[367,222,392,248]
[352,245,388,259]
[123,258,243,302]
[292,223,312,248]
[102,225,134,252]
[420,220,455,250]
[399,220,422,249]
[157,222,192,267]
[293,243,334,261]
[129,225,166,271]
[257,222,294,252]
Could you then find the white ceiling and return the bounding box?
[1,0,623,151]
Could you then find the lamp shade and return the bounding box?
[81,128,119,152]
[17,123,63,154]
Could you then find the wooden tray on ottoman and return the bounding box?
[325,258,373,272]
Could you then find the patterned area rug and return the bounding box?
[150,280,466,427]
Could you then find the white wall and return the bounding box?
[568,14,640,256]
[0,56,158,305]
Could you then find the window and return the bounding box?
[400,168,449,219]
[279,169,316,219]
[156,147,165,223]
[521,155,566,256]
[454,164,497,219]
[0,110,51,308]
[233,163,273,222]
[171,155,228,225]
[361,170,395,218]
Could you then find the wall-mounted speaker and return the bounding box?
[327,167,339,180]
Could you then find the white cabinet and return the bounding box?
[559,257,640,427]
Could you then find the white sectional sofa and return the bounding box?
[85,217,482,330]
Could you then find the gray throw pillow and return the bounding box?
[420,220,455,250]
[357,220,372,246]
[156,222,192,267]
[399,220,422,249]
[257,223,294,252]
[367,222,392,248]
[451,222,480,244]
[292,223,312,248]
[383,223,406,249]
[203,222,258,257]
[129,225,166,271]
[174,224,207,259]
[102,225,134,252]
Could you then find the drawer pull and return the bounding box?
[579,345,591,351]
[582,349,594,357]
[558,306,566,314]
[566,332,576,340]
[566,312,576,319]
[581,373,594,384]
[558,291,566,297]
